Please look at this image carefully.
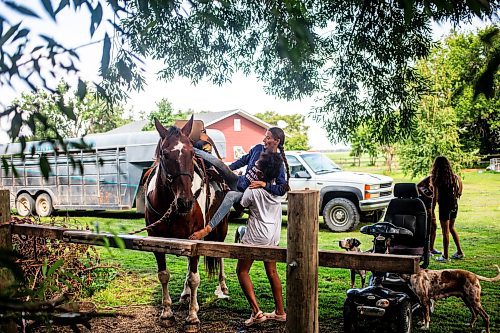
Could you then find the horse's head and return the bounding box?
[155,116,195,215]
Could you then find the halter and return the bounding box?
[158,148,194,184]
[129,155,207,235]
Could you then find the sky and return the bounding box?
[0,2,492,149]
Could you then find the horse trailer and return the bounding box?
[0,130,226,216]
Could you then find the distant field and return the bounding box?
[30,158,500,332]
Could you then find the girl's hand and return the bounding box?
[249,181,266,189]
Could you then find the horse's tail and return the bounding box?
[204,255,221,279]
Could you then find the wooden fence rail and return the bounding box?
[4,223,420,274]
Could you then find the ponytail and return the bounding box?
[268,126,290,192]
[279,144,290,191]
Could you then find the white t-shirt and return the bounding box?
[240,188,283,246]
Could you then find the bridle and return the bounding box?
[158,148,194,184]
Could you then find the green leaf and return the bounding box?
[42,259,48,277]
[0,22,21,47]
[4,1,41,18]
[55,0,70,15]
[100,33,111,76]
[41,0,56,20]
[116,59,132,83]
[77,79,87,100]
[12,28,29,42]
[112,234,125,250]
[47,258,64,276]
[90,3,103,36]
[57,96,76,121]
[40,154,51,180]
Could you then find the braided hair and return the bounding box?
[268,127,290,191]
[430,156,460,199]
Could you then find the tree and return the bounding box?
[1,0,498,148]
[254,111,310,150]
[15,83,131,140]
[428,27,500,155]
[349,124,379,166]
[397,95,478,178]
[142,98,191,131]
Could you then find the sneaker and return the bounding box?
[430,249,442,255]
[451,252,465,260]
[434,255,450,263]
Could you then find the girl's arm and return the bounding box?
[229,148,253,170]
[263,165,288,196]
[457,175,463,198]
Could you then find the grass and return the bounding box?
[34,159,500,332]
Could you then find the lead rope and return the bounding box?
[128,167,204,235]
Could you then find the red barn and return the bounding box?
[194,110,273,163]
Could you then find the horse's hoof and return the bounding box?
[183,322,201,333]
[159,316,176,327]
[214,285,230,299]
[179,293,191,303]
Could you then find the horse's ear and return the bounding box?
[154,118,168,139]
[181,115,194,137]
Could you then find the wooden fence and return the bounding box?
[0,190,420,333]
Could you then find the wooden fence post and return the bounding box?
[0,189,10,224]
[0,190,16,332]
[286,190,320,333]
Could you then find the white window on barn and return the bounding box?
[234,118,241,131]
[234,146,245,160]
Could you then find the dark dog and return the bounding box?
[405,265,500,332]
[338,238,366,288]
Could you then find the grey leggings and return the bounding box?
[194,148,238,191]
[194,148,241,229]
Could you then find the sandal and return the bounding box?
[263,310,286,322]
[451,252,465,260]
[244,310,267,327]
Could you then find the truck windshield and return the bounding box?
[301,153,342,174]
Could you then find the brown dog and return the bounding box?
[339,238,366,288]
[406,265,500,332]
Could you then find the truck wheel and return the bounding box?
[35,193,53,217]
[323,198,360,232]
[16,193,35,217]
[343,299,358,333]
[395,300,412,333]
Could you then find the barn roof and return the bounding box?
[193,109,273,129]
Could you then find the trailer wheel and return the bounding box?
[35,193,53,217]
[16,193,35,217]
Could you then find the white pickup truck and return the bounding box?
[284,151,394,232]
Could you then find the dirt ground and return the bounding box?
[31,306,342,333]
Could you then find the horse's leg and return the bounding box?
[180,260,191,303]
[185,256,201,325]
[155,252,175,326]
[218,258,229,296]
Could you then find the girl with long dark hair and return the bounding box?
[430,156,464,262]
[189,127,290,240]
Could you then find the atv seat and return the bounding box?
[384,183,430,268]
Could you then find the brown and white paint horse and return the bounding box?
[144,117,229,330]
